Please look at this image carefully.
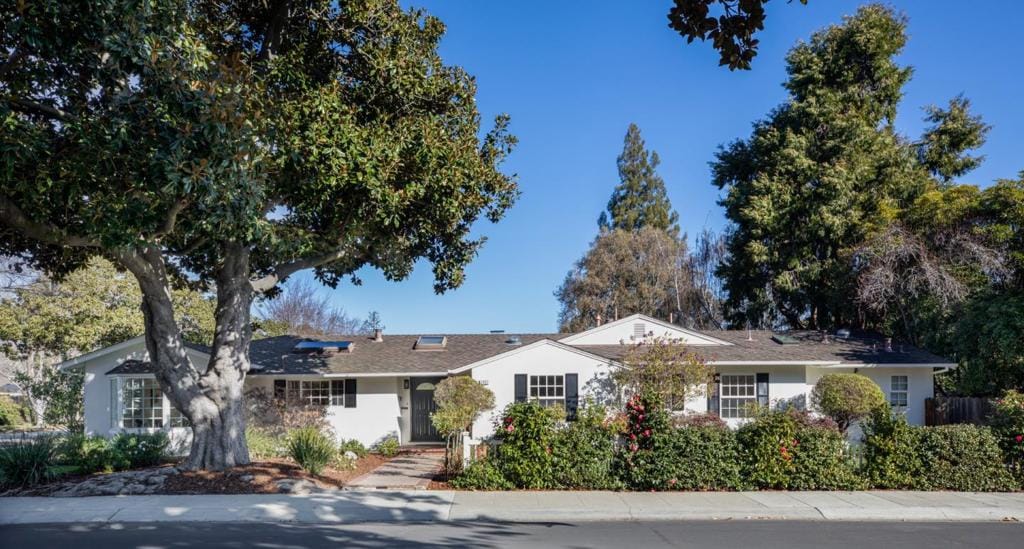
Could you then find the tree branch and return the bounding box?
[4,97,70,122]
[250,249,348,293]
[152,198,189,239]
[0,47,26,80]
[0,195,99,248]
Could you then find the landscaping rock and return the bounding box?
[275,479,317,495]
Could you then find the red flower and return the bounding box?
[1015,435,1023,443]
[629,433,637,440]
[668,478,677,486]
[505,425,515,433]
[643,429,651,437]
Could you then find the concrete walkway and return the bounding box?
[345,451,443,490]
[2,491,1024,524]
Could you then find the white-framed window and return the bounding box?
[529,375,565,409]
[122,378,163,428]
[890,375,908,408]
[114,377,189,429]
[286,379,347,406]
[720,374,756,419]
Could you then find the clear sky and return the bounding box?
[300,0,1023,334]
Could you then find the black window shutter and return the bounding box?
[565,374,579,421]
[756,373,769,408]
[514,374,527,403]
[273,379,287,400]
[344,379,357,408]
[708,373,721,415]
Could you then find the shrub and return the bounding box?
[0,395,32,428]
[431,377,494,475]
[246,427,287,460]
[0,436,58,488]
[861,407,922,489]
[615,392,675,490]
[990,390,1024,480]
[737,409,798,489]
[673,412,727,429]
[109,432,169,470]
[58,434,114,474]
[810,373,887,432]
[451,458,513,490]
[551,404,620,489]
[339,438,369,459]
[373,436,400,458]
[493,402,559,488]
[669,425,744,490]
[287,427,336,475]
[787,425,863,490]
[916,424,1017,491]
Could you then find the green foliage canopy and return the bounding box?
[809,373,887,432]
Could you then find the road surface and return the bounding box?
[2,520,1021,548]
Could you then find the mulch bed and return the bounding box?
[161,454,390,494]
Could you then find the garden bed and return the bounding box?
[3,454,391,497]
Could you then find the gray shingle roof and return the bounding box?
[577,330,951,365]
[104,329,953,377]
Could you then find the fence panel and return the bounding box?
[924,397,993,426]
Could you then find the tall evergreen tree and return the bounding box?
[713,5,930,330]
[918,95,991,185]
[598,124,680,236]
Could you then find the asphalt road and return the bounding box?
[2,520,1022,548]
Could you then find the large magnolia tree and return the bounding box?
[0,0,517,469]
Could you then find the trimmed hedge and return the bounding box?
[453,403,1020,492]
[916,425,1016,491]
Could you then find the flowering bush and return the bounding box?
[990,390,1024,482]
[615,392,676,490]
[492,402,560,488]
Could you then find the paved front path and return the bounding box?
[3,491,1024,524]
[345,452,443,490]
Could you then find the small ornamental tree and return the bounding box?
[810,373,887,433]
[431,376,494,475]
[613,337,712,411]
[1,1,516,470]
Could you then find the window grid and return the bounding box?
[287,379,345,406]
[720,374,756,419]
[890,375,909,408]
[168,402,189,427]
[122,378,164,428]
[529,375,565,409]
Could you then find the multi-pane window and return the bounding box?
[122,378,163,428]
[720,374,756,419]
[529,375,565,409]
[285,379,346,406]
[890,375,909,408]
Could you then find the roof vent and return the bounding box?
[505,335,522,346]
[771,334,800,346]
[633,323,646,339]
[414,335,447,350]
[293,340,353,354]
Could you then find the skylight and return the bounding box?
[771,334,800,346]
[415,335,447,350]
[293,341,353,353]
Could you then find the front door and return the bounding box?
[410,376,444,442]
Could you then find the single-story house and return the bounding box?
[60,314,955,449]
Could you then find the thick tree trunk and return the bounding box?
[120,244,253,470]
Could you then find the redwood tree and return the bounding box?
[0,0,517,469]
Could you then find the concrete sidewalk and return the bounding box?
[2,491,1024,525]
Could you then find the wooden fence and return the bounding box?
[924,397,994,426]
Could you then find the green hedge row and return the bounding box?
[453,397,1019,492]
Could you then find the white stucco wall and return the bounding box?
[806,366,934,426]
[469,342,615,439]
[559,314,730,346]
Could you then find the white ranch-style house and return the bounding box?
[60,314,956,450]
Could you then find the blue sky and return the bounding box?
[299,1,1024,334]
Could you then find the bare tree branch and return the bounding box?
[4,97,70,122]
